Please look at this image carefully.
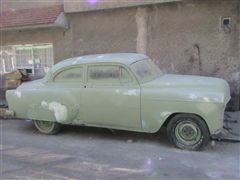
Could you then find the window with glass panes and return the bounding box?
[0,44,53,75]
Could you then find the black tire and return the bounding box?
[167,114,210,151]
[33,120,61,135]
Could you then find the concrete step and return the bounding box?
[212,111,240,142]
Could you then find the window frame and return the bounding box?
[0,43,53,75]
[130,59,163,83]
[51,65,85,84]
[86,63,137,86]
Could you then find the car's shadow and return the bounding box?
[18,120,172,148]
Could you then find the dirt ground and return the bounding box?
[0,119,239,180]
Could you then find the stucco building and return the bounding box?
[0,0,239,110]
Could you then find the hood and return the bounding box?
[142,74,231,104]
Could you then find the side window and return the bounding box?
[88,65,131,84]
[120,67,131,83]
[54,67,83,82]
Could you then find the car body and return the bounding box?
[6,53,231,150]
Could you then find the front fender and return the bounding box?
[141,100,226,135]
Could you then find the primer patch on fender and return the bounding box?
[141,119,147,129]
[41,101,68,122]
[14,90,22,98]
[123,89,138,96]
[160,111,171,117]
[41,101,48,108]
[72,60,77,64]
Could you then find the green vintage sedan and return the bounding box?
[6,53,231,150]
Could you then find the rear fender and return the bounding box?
[6,89,79,123]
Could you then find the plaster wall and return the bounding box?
[67,7,137,57]
[1,27,72,62]
[147,0,240,109]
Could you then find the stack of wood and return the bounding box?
[4,69,29,89]
[0,107,7,118]
[0,69,30,108]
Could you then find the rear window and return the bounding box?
[54,67,83,82]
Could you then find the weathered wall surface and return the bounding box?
[146,0,240,110]
[1,27,72,62]
[65,7,138,59]
[1,6,138,64]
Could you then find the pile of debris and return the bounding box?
[212,111,240,142]
[0,69,29,107]
[4,69,29,89]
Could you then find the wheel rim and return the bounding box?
[175,119,202,146]
[34,121,55,132]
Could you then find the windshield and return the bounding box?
[130,59,162,83]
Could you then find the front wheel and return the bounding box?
[33,120,61,134]
[167,114,210,151]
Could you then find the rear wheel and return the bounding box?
[167,114,210,151]
[33,120,61,134]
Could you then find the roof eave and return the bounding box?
[0,12,68,31]
[64,0,182,13]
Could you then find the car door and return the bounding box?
[49,65,85,123]
[82,63,141,129]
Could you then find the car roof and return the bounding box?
[50,53,148,73]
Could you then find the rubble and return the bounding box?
[4,69,29,89]
[0,107,7,118]
[212,111,240,142]
[0,69,29,107]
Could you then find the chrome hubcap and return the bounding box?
[175,120,201,146]
[35,121,54,131]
